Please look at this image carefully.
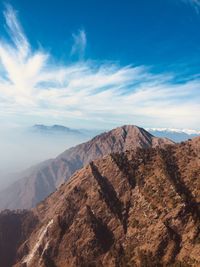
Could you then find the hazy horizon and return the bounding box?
[0,124,99,189]
[0,122,199,190]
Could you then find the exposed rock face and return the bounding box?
[1,137,199,267]
[0,125,173,210]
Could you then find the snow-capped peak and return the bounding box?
[146,128,200,135]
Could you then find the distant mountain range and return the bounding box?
[31,124,83,135]
[31,124,200,142]
[31,124,102,136]
[147,128,200,142]
[0,125,173,211]
[0,135,199,267]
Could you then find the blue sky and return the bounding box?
[0,0,199,130]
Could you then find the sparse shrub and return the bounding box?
[170,260,191,267]
[138,250,162,267]
[131,218,139,228]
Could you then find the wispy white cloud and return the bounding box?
[3,4,30,59]
[0,5,199,129]
[70,29,87,59]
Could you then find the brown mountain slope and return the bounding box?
[0,125,173,210]
[1,137,199,267]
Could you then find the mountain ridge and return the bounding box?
[147,128,200,142]
[0,125,173,211]
[0,136,199,267]
[31,124,82,135]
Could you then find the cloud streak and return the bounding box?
[71,29,87,59]
[0,5,199,129]
[180,0,200,12]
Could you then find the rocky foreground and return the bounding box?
[0,136,199,267]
